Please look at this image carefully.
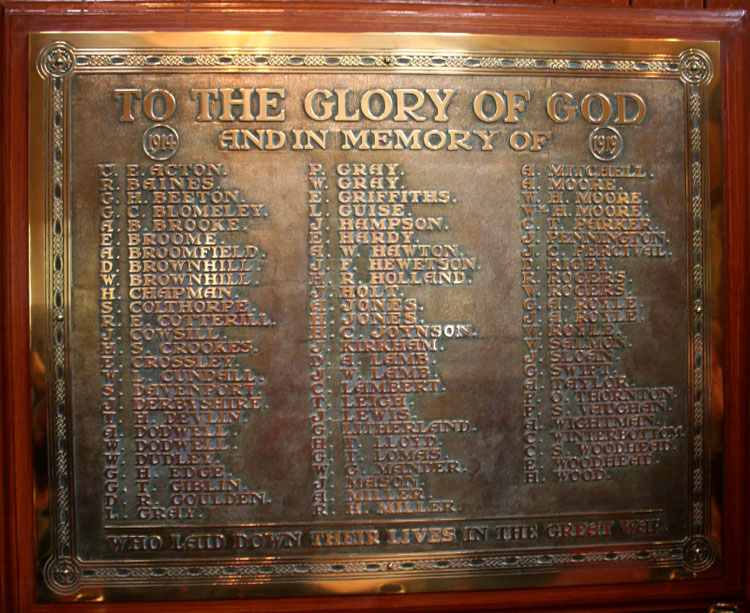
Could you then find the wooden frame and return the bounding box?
[1,2,748,611]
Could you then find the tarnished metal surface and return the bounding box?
[29,32,722,600]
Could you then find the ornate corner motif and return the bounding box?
[43,557,82,595]
[679,49,713,85]
[38,42,76,79]
[683,536,716,572]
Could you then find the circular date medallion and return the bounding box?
[588,126,623,162]
[143,124,179,161]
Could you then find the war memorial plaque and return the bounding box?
[29,32,723,600]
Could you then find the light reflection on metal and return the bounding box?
[28,31,723,601]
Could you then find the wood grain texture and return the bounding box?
[1,2,747,612]
[0,7,17,613]
[2,4,30,613]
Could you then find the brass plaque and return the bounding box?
[29,32,723,600]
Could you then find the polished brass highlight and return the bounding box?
[29,32,723,601]
[709,605,740,613]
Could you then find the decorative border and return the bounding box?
[75,544,686,584]
[39,41,81,595]
[53,45,684,76]
[35,39,715,596]
[679,47,715,573]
